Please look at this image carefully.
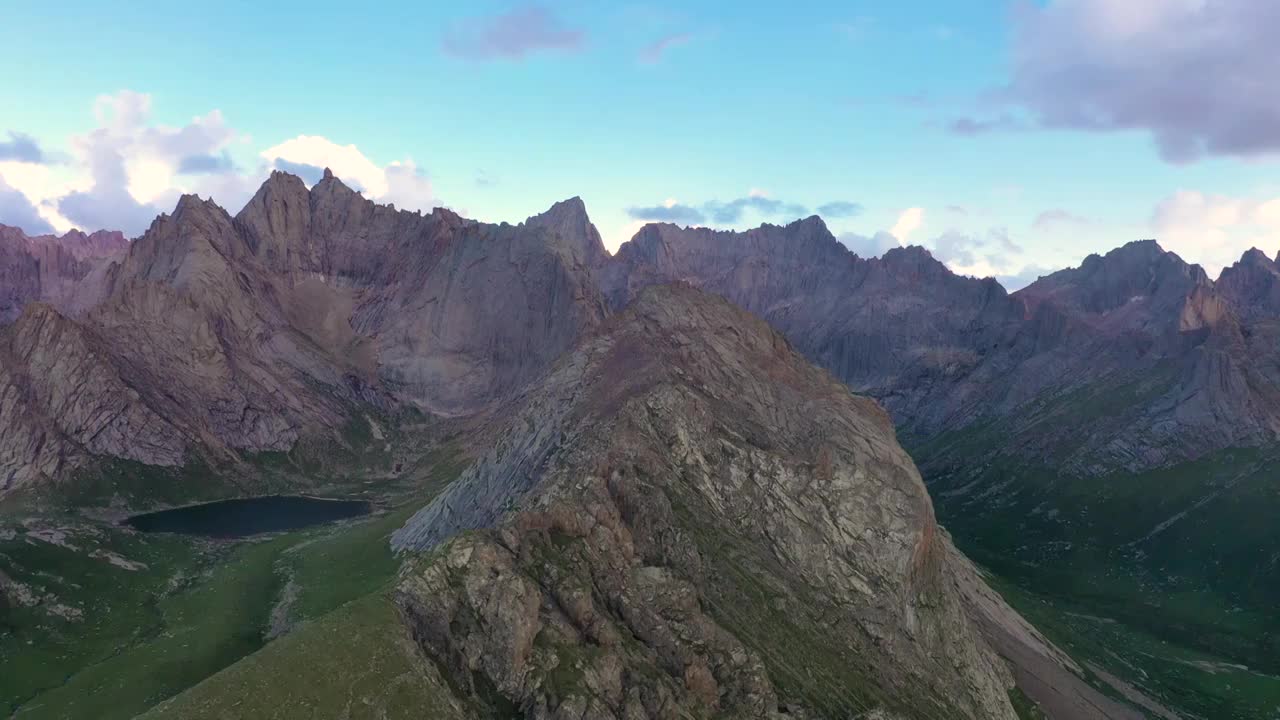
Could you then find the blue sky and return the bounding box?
[3,0,1279,287]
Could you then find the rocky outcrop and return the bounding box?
[391,284,1112,719]
[0,225,127,323]
[0,303,184,492]
[1216,248,1280,320]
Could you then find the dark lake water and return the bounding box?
[125,495,372,538]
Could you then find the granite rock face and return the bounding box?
[8,184,1280,487]
[230,171,610,414]
[604,222,1280,473]
[0,171,610,496]
[0,303,185,492]
[599,220,1022,429]
[0,225,127,323]
[392,285,1122,719]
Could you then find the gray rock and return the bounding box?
[0,172,611,497]
[604,224,1280,474]
[0,224,127,324]
[395,285,1046,719]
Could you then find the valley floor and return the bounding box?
[921,441,1280,720]
[0,421,466,720]
[6,431,1279,719]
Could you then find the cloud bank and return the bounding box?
[957,0,1280,163]
[0,92,441,237]
[627,193,861,227]
[0,132,46,164]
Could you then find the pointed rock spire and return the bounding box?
[526,196,607,265]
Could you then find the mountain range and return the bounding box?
[7,172,1279,495]
[3,169,1278,718]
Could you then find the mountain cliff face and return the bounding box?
[598,219,1280,715]
[224,170,608,415]
[605,221,1280,474]
[0,171,610,497]
[0,225,127,323]
[392,284,1127,719]
[0,303,185,492]
[600,221,1020,409]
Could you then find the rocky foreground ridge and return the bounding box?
[390,285,1136,719]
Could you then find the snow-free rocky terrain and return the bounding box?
[6,169,1278,718]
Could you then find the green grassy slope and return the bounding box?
[138,593,469,720]
[916,430,1280,719]
[2,424,465,720]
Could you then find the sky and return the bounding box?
[3,0,1280,289]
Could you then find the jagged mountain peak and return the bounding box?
[311,167,359,197]
[880,243,941,267]
[0,224,128,260]
[171,192,227,217]
[247,170,312,212]
[1019,237,1211,318]
[0,224,129,324]
[1238,246,1277,270]
[263,167,310,188]
[1101,237,1163,257]
[523,195,607,265]
[764,213,829,234]
[533,194,586,217]
[1217,246,1280,320]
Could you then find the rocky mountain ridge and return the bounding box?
[0,170,610,495]
[6,176,1280,490]
[604,221,1280,474]
[391,284,1136,719]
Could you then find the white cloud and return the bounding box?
[969,0,1280,163]
[260,136,437,212]
[608,219,651,254]
[890,207,924,242]
[0,161,84,233]
[838,230,899,258]
[0,92,442,236]
[261,135,389,196]
[2,90,255,235]
[1151,190,1280,275]
[381,160,436,213]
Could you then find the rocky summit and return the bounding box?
[390,284,1133,720]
